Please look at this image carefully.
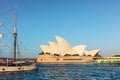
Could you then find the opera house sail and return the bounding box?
[37,36,101,63]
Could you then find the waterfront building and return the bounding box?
[37,36,101,63]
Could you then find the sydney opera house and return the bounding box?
[37,36,101,63]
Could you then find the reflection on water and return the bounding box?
[0,64,120,80]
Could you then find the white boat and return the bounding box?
[0,11,37,72]
[0,64,37,72]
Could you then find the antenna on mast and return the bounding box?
[14,10,17,33]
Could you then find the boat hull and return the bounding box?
[0,65,37,72]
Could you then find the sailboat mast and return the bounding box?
[13,11,17,62]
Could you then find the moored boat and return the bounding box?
[0,11,37,72]
[0,62,37,72]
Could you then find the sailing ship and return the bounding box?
[0,12,37,72]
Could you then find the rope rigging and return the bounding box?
[0,10,30,59]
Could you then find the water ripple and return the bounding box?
[0,64,120,80]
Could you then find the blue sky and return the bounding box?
[0,0,120,58]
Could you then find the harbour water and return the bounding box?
[0,64,120,80]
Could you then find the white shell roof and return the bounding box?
[84,50,89,56]
[49,41,59,54]
[73,45,86,56]
[55,36,72,56]
[40,36,100,56]
[84,49,100,57]
[90,49,100,56]
[40,45,51,53]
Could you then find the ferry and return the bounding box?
[94,56,120,65]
